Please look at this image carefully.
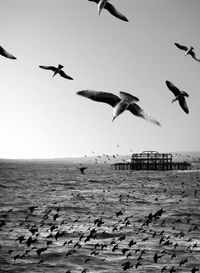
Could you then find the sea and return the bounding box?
[0,155,200,273]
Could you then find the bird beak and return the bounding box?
[112,117,116,122]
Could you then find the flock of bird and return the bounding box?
[1,1,200,272]
[1,1,200,128]
[0,162,200,273]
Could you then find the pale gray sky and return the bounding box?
[0,0,200,158]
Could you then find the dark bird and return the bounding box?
[135,261,142,269]
[153,252,163,263]
[37,259,44,265]
[161,266,167,272]
[179,257,188,266]
[89,0,128,22]
[174,43,200,62]
[116,209,123,217]
[169,267,176,273]
[28,206,38,214]
[39,64,73,80]
[0,45,17,59]
[191,267,199,273]
[36,247,47,256]
[26,236,37,247]
[121,261,133,271]
[79,167,87,174]
[128,238,136,247]
[166,81,189,114]
[77,90,161,126]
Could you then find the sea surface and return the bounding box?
[0,160,200,273]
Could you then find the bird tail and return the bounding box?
[142,112,161,126]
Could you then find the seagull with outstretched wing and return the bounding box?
[77,90,161,126]
[89,0,128,22]
[166,80,189,114]
[39,64,73,80]
[174,43,200,62]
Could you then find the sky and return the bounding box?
[0,0,200,159]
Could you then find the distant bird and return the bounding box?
[0,45,17,59]
[191,267,199,273]
[39,64,73,80]
[77,90,161,126]
[121,261,133,271]
[89,0,128,22]
[79,167,87,174]
[174,43,200,62]
[166,81,189,114]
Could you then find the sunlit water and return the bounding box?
[0,160,200,273]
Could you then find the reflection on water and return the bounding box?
[0,161,200,273]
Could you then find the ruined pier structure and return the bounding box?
[111,151,191,171]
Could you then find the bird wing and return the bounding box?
[179,97,189,114]
[77,90,120,107]
[189,50,200,62]
[104,2,128,22]
[88,0,99,3]
[128,103,161,126]
[166,81,181,96]
[59,70,73,80]
[119,91,139,103]
[174,43,188,51]
[0,45,17,59]
[39,65,57,71]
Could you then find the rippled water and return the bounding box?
[0,160,200,273]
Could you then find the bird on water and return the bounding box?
[77,90,161,126]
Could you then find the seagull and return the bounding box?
[39,64,73,80]
[166,81,189,114]
[0,45,17,59]
[174,43,200,62]
[88,0,128,22]
[77,90,161,126]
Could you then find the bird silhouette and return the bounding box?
[0,45,17,59]
[79,167,87,174]
[39,64,73,80]
[77,90,161,126]
[88,0,128,22]
[174,43,200,62]
[166,81,189,114]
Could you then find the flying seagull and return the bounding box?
[174,43,200,62]
[77,90,161,126]
[39,64,73,80]
[88,0,128,22]
[166,80,189,114]
[0,45,17,59]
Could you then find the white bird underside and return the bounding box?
[77,90,161,126]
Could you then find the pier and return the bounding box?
[111,151,191,171]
